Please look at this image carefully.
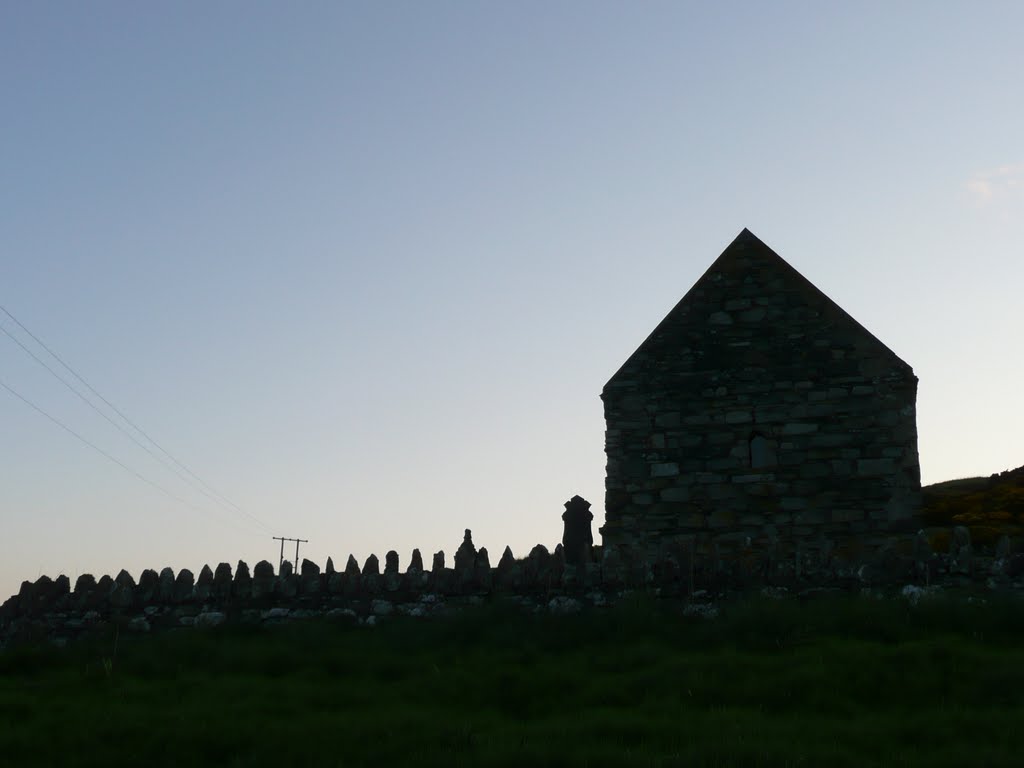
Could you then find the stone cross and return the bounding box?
[562,495,594,567]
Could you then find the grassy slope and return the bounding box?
[3,597,1024,767]
[922,466,1024,547]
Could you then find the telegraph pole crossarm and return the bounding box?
[272,536,308,572]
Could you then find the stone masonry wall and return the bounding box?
[601,231,921,562]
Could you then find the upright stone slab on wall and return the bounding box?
[601,229,921,560]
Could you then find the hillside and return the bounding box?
[922,465,1024,547]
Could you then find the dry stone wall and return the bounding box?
[4,526,1023,648]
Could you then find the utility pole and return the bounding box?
[273,536,308,572]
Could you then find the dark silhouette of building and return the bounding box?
[600,229,920,559]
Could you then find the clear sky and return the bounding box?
[2,2,1022,600]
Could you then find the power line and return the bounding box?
[1,324,219,500]
[0,375,262,535]
[0,304,274,535]
[0,321,274,535]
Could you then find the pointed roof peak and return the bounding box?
[731,227,765,246]
[603,230,915,389]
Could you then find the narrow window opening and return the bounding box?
[750,432,777,469]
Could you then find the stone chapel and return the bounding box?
[600,229,921,558]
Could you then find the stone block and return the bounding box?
[831,509,864,523]
[708,509,736,528]
[654,412,681,427]
[794,510,826,525]
[707,457,741,471]
[678,513,706,528]
[782,423,818,435]
[857,458,895,476]
[810,433,854,448]
[799,462,831,478]
[660,487,691,502]
[651,462,680,477]
[684,413,714,425]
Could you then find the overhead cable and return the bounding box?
[0,304,274,534]
[0,375,264,536]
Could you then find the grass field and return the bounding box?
[3,594,1024,767]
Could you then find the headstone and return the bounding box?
[363,554,380,576]
[550,544,566,584]
[405,548,426,589]
[327,568,346,595]
[52,574,71,610]
[475,547,492,590]
[173,569,194,603]
[345,555,361,576]
[497,545,515,571]
[74,573,97,596]
[158,568,175,603]
[384,551,402,592]
[429,550,452,592]
[996,535,1012,561]
[495,546,521,590]
[115,569,136,590]
[300,558,320,595]
[409,549,424,572]
[454,530,476,572]
[913,530,933,583]
[138,569,160,603]
[195,565,214,601]
[600,545,623,590]
[342,555,361,595]
[951,526,972,575]
[363,554,381,594]
[23,576,55,615]
[524,544,550,588]
[252,560,275,600]
[992,535,1013,579]
[213,563,233,600]
[234,561,252,599]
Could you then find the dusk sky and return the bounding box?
[2,2,1022,599]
